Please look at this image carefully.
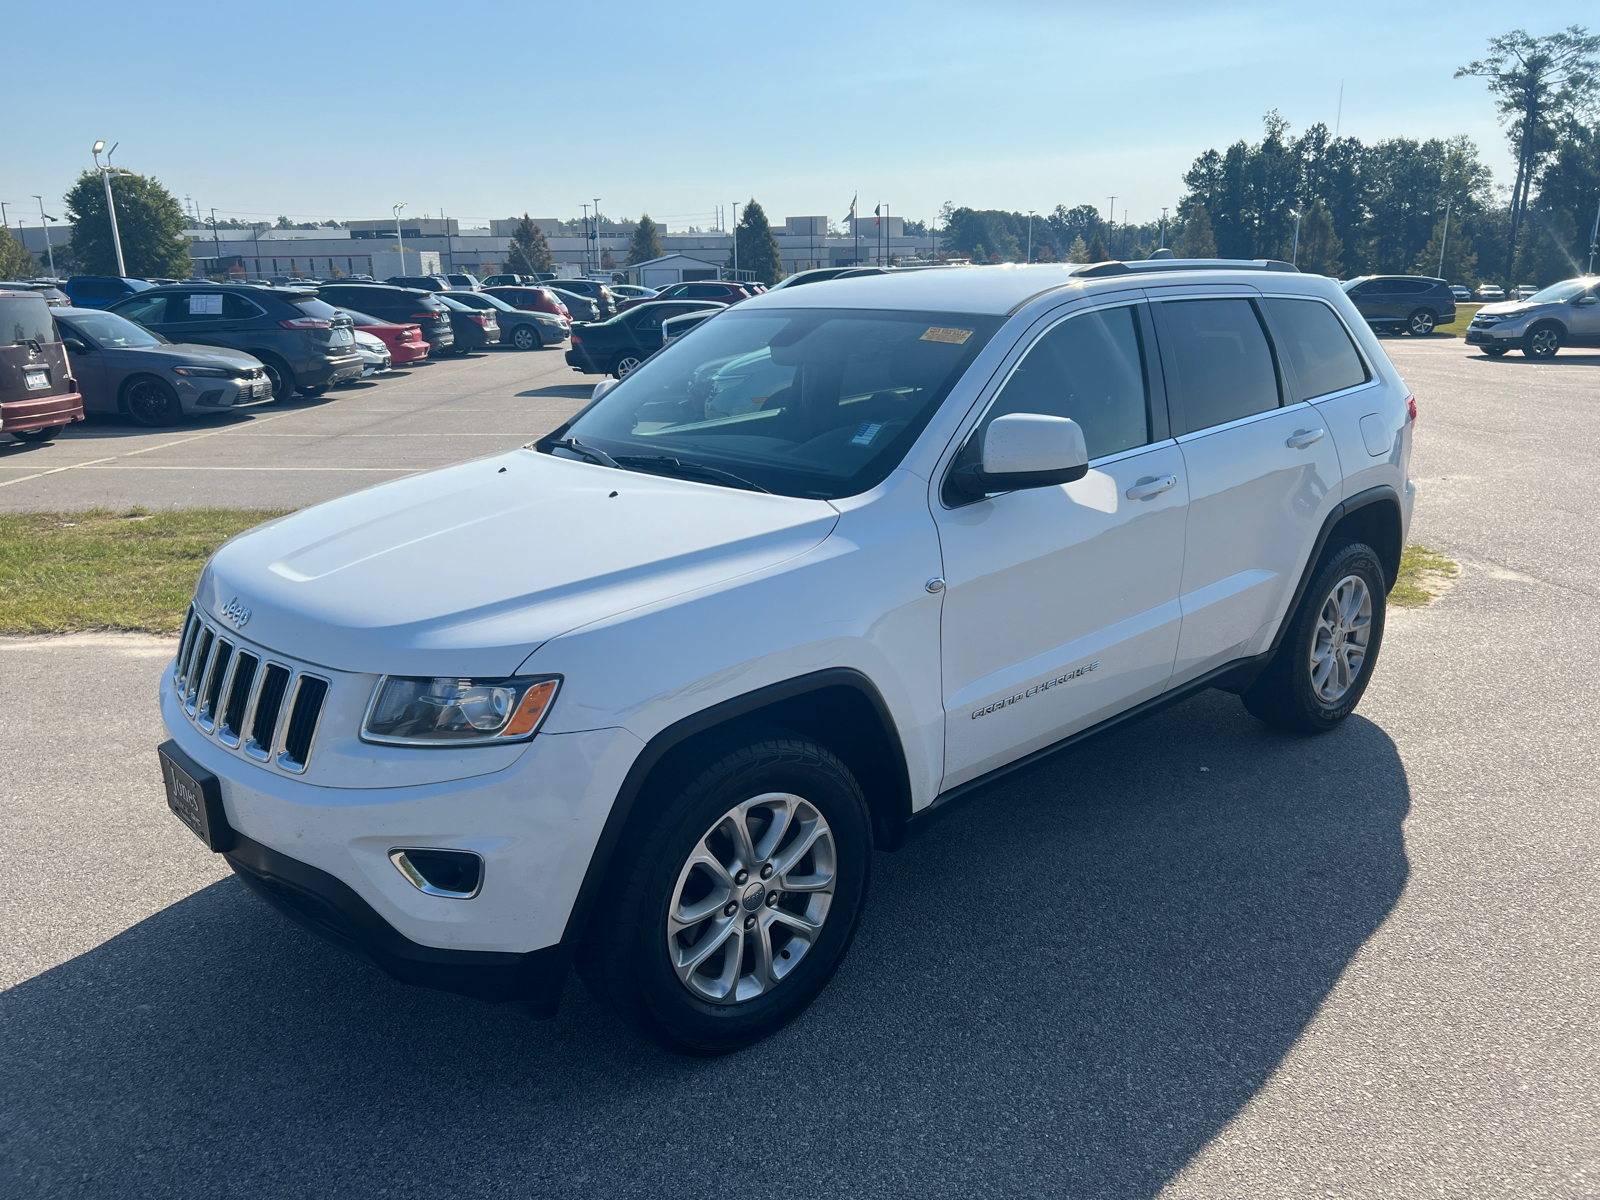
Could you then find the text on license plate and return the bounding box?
[25,369,49,389]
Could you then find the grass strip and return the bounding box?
[0,508,291,635]
[1431,303,1481,337]
[1390,543,1459,608]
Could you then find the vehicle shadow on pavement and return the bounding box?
[0,690,1409,1200]
[518,383,599,398]
[1463,350,1600,364]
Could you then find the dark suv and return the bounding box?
[615,280,752,313]
[385,276,449,292]
[1,289,84,442]
[1340,275,1456,336]
[315,284,456,354]
[107,284,362,398]
[550,278,618,317]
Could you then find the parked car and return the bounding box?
[1476,283,1506,301]
[54,307,272,425]
[1464,276,1600,359]
[659,307,719,348]
[1514,284,1538,300]
[550,277,618,317]
[440,289,567,350]
[337,308,431,365]
[1449,285,1472,302]
[608,285,658,301]
[766,267,873,291]
[157,259,1415,1054]
[480,273,539,288]
[616,280,753,313]
[564,300,727,377]
[0,288,83,442]
[350,329,392,378]
[60,276,156,309]
[316,284,455,356]
[0,280,71,306]
[107,283,362,399]
[385,275,450,291]
[436,293,500,353]
[445,273,482,291]
[1339,275,1456,335]
[547,287,600,322]
[485,285,570,321]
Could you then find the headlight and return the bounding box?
[172,366,234,378]
[534,314,562,325]
[361,675,561,746]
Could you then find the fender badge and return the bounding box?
[219,597,251,629]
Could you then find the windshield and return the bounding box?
[438,295,470,311]
[473,292,516,312]
[1527,279,1595,303]
[547,307,999,499]
[58,310,167,347]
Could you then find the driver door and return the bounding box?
[932,299,1189,790]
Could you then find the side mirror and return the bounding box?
[952,413,1089,496]
[591,378,619,402]
[1575,296,1597,307]
[62,337,88,354]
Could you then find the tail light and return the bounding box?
[468,314,488,326]
[279,316,332,329]
[1406,395,1417,424]
[410,311,444,323]
[571,334,582,344]
[404,325,421,339]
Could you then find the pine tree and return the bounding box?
[63,168,192,277]
[0,227,38,279]
[970,243,987,264]
[1067,235,1088,263]
[506,213,553,275]
[627,214,663,265]
[601,248,617,270]
[1295,199,1345,278]
[1176,205,1217,258]
[1086,234,1110,262]
[1035,244,1057,262]
[732,199,783,283]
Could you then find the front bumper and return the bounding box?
[180,374,274,411]
[1,390,83,433]
[1465,325,1521,344]
[159,663,643,1007]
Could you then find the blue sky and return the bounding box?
[4,1,1593,233]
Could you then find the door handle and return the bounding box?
[1125,474,1178,501]
[1286,428,1326,449]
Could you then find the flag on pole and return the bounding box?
[846,194,857,222]
[874,204,881,227]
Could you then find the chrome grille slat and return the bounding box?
[277,675,330,773]
[184,628,215,713]
[197,640,233,730]
[246,664,292,761]
[219,652,258,747]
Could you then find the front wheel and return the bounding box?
[124,376,184,426]
[510,325,540,351]
[1242,541,1387,734]
[577,733,872,1055]
[1407,309,1436,336]
[1523,324,1562,359]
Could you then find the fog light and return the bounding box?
[389,848,483,899]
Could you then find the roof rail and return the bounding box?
[1079,257,1300,276]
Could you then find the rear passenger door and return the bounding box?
[1148,292,1343,683]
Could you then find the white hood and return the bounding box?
[198,448,839,677]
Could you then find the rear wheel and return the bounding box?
[577,733,872,1055]
[1407,309,1437,336]
[11,423,65,443]
[258,355,294,400]
[614,354,643,379]
[511,325,540,351]
[123,375,184,426]
[1242,541,1387,734]
[1523,323,1562,359]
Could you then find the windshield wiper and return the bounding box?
[547,437,621,469]
[614,454,770,493]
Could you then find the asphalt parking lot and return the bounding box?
[2,339,1597,1198]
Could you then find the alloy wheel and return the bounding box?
[666,793,836,1005]
[1528,327,1560,358]
[125,378,179,426]
[1309,574,1372,704]
[1409,310,1435,335]
[616,355,642,378]
[513,326,539,350]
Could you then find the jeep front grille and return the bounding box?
[174,605,330,774]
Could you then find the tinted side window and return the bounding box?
[112,294,172,325]
[1156,298,1280,434]
[979,304,1152,460]
[1262,299,1370,401]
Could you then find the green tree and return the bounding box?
[627,213,663,265]
[0,227,39,279]
[1413,215,1477,285]
[970,243,987,264]
[1176,205,1217,257]
[732,199,782,283]
[505,213,553,275]
[1295,199,1344,277]
[1066,235,1088,263]
[1085,234,1110,262]
[64,168,192,277]
[1457,26,1600,274]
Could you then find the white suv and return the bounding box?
[158,260,1415,1054]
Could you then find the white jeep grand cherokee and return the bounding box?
[158,259,1415,1054]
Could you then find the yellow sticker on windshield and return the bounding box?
[921,326,973,344]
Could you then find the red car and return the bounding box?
[339,308,431,365]
[484,286,570,321]
[615,280,755,313]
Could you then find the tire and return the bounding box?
[1482,346,1509,357]
[1522,323,1562,359]
[258,355,294,401]
[1407,309,1436,336]
[11,423,65,443]
[1241,541,1387,735]
[577,732,873,1055]
[123,375,185,427]
[510,325,540,351]
[614,354,642,379]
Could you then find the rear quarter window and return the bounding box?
[293,298,342,320]
[1261,298,1370,401]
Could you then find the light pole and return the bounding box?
[732,201,740,278]
[1026,210,1036,263]
[392,201,407,273]
[1292,206,1304,266]
[1159,207,1169,250]
[211,208,223,279]
[1589,194,1600,275]
[0,202,9,231]
[33,196,57,277]
[92,140,127,277]
[1107,196,1116,251]
[1437,200,1452,279]
[594,198,603,276]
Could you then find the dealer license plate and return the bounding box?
[25,369,49,390]
[158,741,233,852]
